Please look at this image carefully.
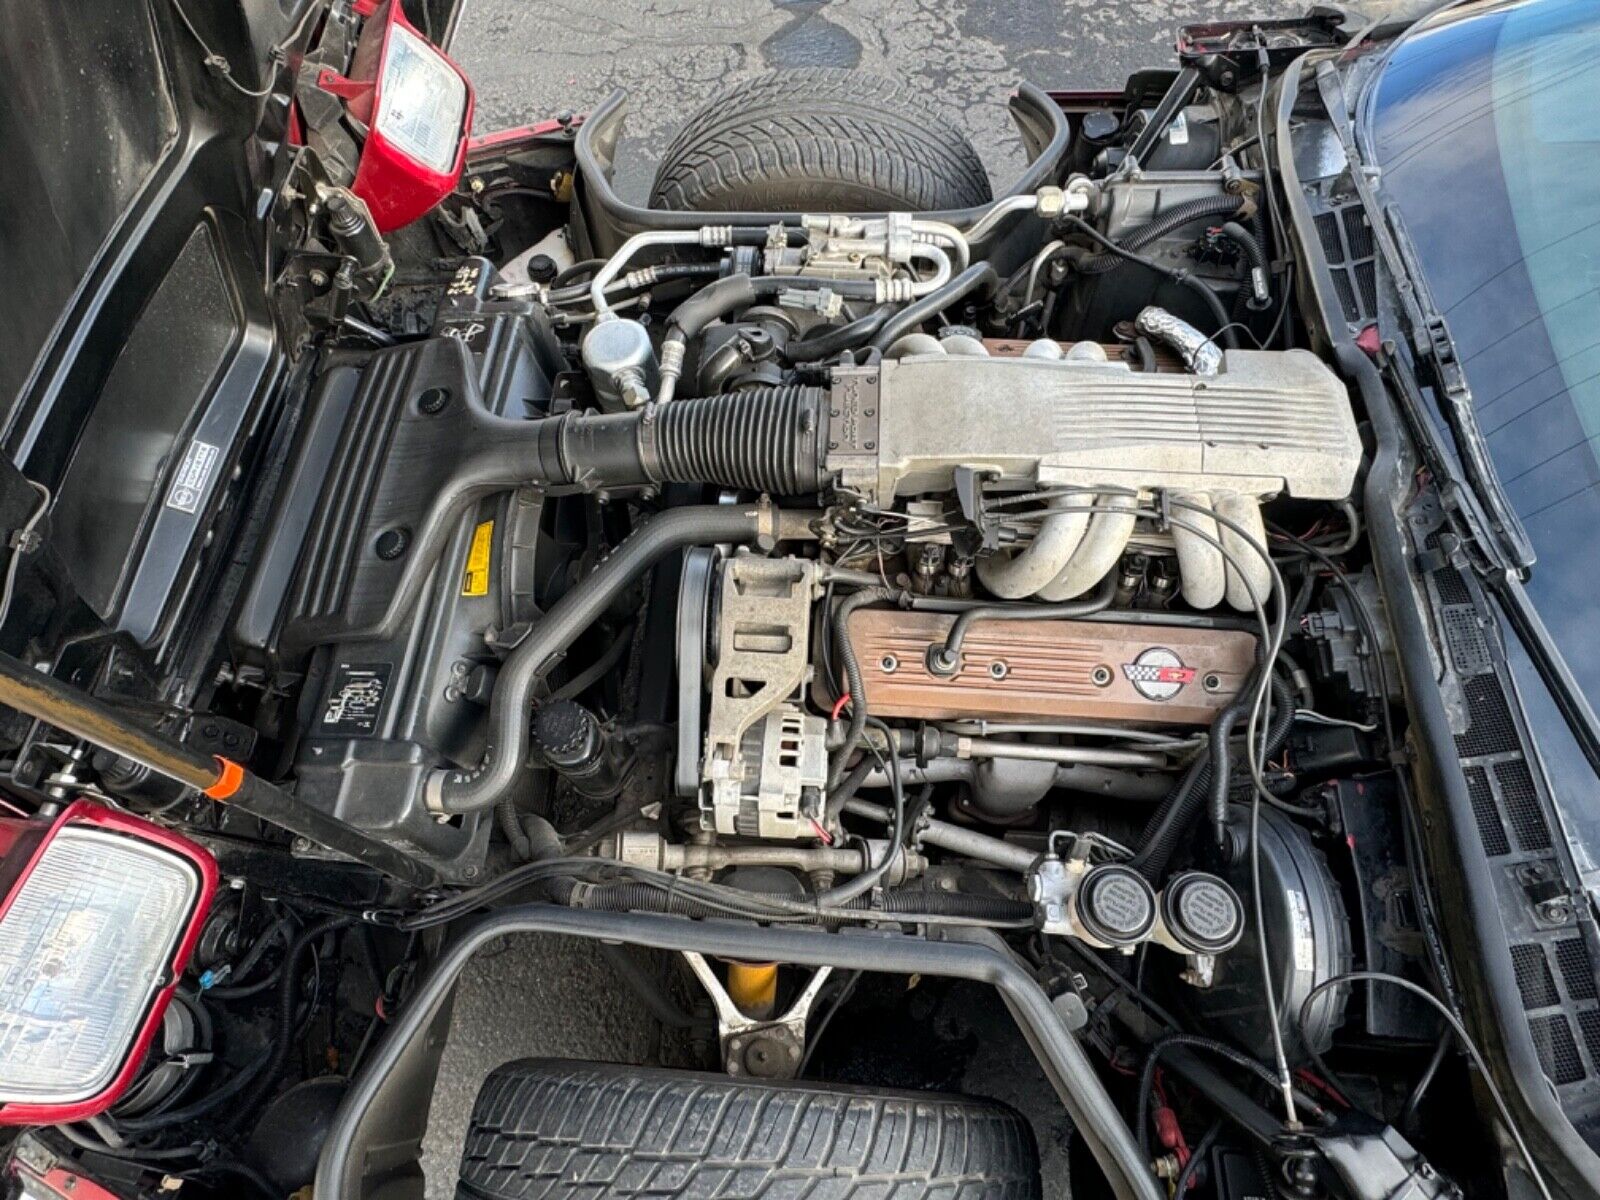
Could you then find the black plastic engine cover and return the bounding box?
[289,480,548,877]
[236,268,562,878]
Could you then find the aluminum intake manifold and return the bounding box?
[820,334,1361,610]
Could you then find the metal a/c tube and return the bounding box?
[958,738,1169,768]
[842,797,1040,873]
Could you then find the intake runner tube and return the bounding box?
[539,386,829,495]
[425,504,779,816]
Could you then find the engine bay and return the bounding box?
[0,9,1527,1198]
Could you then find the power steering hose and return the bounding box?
[868,262,999,352]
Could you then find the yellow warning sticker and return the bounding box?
[462,520,494,596]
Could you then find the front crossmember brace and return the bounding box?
[682,952,832,1080]
[316,904,1163,1200]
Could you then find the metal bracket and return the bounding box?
[683,951,833,1080]
[700,556,825,839]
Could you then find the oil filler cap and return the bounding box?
[1162,871,1244,954]
[1075,864,1157,947]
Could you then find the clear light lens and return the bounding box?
[375,24,466,173]
[0,827,198,1106]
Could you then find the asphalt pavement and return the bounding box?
[422,1,1303,1194]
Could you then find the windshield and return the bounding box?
[1368,0,1600,713]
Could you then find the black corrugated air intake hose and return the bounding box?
[1078,193,1247,274]
[1127,671,1295,884]
[536,386,829,495]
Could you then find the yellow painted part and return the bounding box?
[726,961,778,1016]
[462,520,494,596]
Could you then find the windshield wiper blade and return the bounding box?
[1310,60,1536,575]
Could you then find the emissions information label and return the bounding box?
[461,520,494,597]
[1287,888,1315,975]
[165,439,220,514]
[321,663,391,735]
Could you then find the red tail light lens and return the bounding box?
[0,801,216,1126]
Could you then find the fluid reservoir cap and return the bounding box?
[1163,871,1244,954]
[1080,108,1122,145]
[533,699,602,768]
[1076,864,1157,946]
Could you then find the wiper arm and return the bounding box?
[1384,216,1537,571]
[1310,60,1535,574]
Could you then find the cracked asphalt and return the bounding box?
[422,2,1303,1195]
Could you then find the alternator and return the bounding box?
[700,557,828,839]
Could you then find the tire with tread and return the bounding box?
[649,70,992,213]
[457,1059,1040,1200]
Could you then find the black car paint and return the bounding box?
[1360,0,1600,856]
[1269,5,1600,1192]
[0,2,289,662]
[0,0,456,668]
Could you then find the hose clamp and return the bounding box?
[634,405,664,484]
[755,496,778,550]
[422,769,449,816]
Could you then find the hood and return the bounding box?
[0,0,459,657]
